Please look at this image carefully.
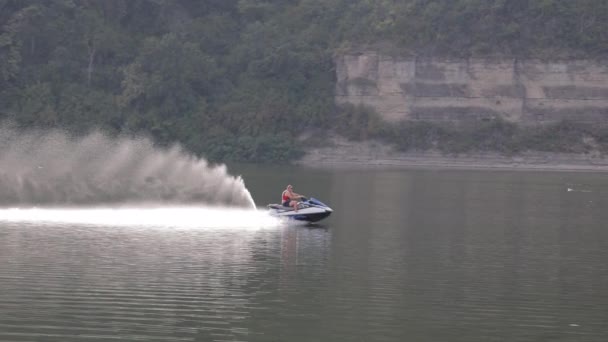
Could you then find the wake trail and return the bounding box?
[0,207,280,229]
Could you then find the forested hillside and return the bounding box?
[2,0,608,162]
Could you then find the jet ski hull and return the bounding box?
[275,210,332,223]
[293,211,331,223]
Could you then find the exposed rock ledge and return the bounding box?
[335,53,608,125]
[298,137,608,172]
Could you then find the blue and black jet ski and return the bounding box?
[267,197,333,223]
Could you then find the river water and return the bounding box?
[1,165,607,341]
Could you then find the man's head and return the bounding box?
[287,184,293,190]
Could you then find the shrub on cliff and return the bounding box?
[332,104,384,141]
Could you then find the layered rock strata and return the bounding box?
[336,53,608,125]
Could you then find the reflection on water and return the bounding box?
[0,219,330,341]
[322,169,608,342]
[1,166,608,341]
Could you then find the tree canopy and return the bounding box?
[2,0,607,161]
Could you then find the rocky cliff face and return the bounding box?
[335,53,608,124]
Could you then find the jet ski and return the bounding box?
[267,197,333,223]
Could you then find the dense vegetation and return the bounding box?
[2,0,608,162]
[336,104,608,155]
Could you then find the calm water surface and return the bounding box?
[1,165,607,341]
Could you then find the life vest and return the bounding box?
[282,191,290,202]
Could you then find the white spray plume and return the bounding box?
[0,125,255,208]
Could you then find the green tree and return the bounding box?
[120,33,218,142]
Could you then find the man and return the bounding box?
[282,184,305,211]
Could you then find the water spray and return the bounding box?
[0,126,255,208]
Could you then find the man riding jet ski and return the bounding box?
[282,184,304,211]
[267,184,333,223]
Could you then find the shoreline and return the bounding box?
[296,158,608,173]
[297,139,608,173]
